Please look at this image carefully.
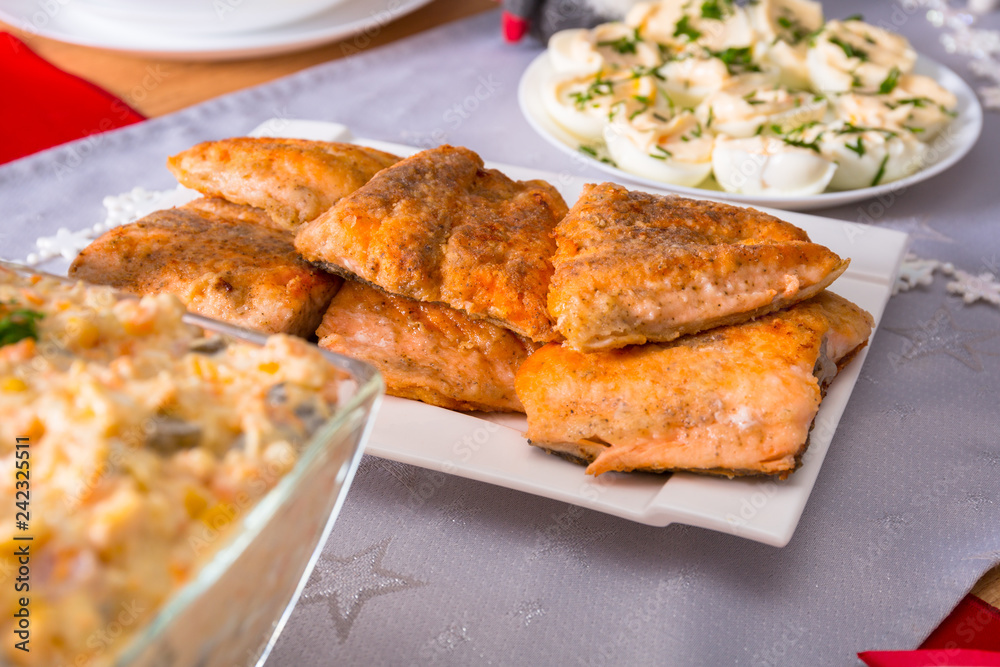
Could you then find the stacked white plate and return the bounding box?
[0,0,433,60]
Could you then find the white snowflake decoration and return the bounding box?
[894,254,951,294]
[24,186,198,266]
[979,85,1000,110]
[920,0,1000,111]
[28,227,95,264]
[944,268,1000,305]
[896,254,1000,310]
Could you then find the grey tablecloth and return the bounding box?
[1,2,998,664]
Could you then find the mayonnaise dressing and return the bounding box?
[749,0,824,89]
[605,111,715,186]
[697,79,827,138]
[807,18,916,92]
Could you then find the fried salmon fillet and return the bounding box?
[548,183,850,351]
[69,206,341,336]
[318,281,540,412]
[295,145,568,342]
[516,292,873,478]
[167,138,401,230]
[180,196,283,231]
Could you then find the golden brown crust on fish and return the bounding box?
[516,291,873,478]
[180,196,283,231]
[317,281,540,412]
[69,206,341,336]
[548,183,850,351]
[167,138,401,229]
[294,145,568,342]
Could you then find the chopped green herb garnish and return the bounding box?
[709,46,760,74]
[674,15,702,41]
[650,145,674,159]
[829,35,868,61]
[701,0,730,21]
[0,306,43,347]
[895,97,931,108]
[846,137,866,156]
[629,95,652,120]
[754,124,764,136]
[629,65,665,81]
[805,23,827,47]
[775,11,810,44]
[569,74,616,109]
[836,122,897,138]
[607,99,626,121]
[579,145,616,166]
[706,106,715,128]
[879,66,901,95]
[844,14,864,22]
[597,28,642,55]
[871,154,889,186]
[653,112,670,122]
[788,120,822,134]
[904,126,925,134]
[782,137,822,153]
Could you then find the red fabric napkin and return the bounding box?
[859,650,1000,666]
[0,32,145,165]
[859,595,1000,666]
[921,595,1000,652]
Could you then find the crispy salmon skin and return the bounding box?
[516,292,873,478]
[167,137,400,229]
[295,145,568,342]
[317,281,540,412]
[69,204,341,336]
[548,183,849,351]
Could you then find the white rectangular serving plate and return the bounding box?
[234,120,911,546]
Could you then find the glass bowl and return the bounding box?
[0,262,383,667]
[117,315,383,667]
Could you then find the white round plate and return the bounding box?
[71,0,351,36]
[0,0,433,61]
[518,51,983,212]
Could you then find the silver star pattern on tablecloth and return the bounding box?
[886,306,1000,372]
[298,539,424,642]
[881,216,956,244]
[510,600,547,627]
